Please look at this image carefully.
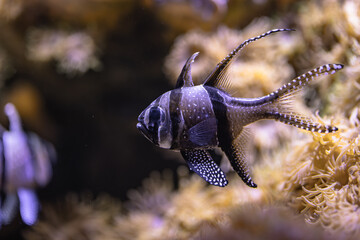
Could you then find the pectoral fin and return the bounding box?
[28,133,54,186]
[181,149,228,187]
[220,129,257,188]
[18,188,39,225]
[188,118,217,147]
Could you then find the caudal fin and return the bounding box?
[265,64,343,133]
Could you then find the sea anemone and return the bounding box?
[0,0,22,20]
[195,205,339,240]
[281,109,360,236]
[163,29,216,85]
[295,0,360,116]
[121,167,266,240]
[23,193,122,240]
[143,0,228,35]
[27,29,100,76]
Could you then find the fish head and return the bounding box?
[137,92,172,149]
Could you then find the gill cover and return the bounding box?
[137,102,167,146]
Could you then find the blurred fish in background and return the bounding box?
[0,103,55,227]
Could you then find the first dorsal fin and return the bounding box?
[4,103,22,132]
[203,29,294,93]
[175,52,199,89]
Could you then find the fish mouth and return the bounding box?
[136,122,154,143]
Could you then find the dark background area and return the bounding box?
[11,6,181,201]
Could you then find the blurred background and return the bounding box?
[0,0,360,239]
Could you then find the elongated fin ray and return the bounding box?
[175,52,199,89]
[268,111,338,133]
[181,149,228,187]
[224,65,343,108]
[221,128,257,188]
[267,64,344,102]
[204,29,294,92]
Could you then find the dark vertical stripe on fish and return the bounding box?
[27,134,36,164]
[169,88,182,149]
[203,86,232,147]
[204,86,257,188]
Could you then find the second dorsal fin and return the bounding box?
[175,52,199,89]
[203,29,294,93]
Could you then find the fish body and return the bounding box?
[137,29,343,187]
[0,103,55,227]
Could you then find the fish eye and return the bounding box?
[147,107,165,131]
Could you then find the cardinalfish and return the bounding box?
[137,29,343,188]
[0,103,55,227]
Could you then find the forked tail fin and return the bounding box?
[265,63,343,133]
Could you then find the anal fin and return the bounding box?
[18,188,39,226]
[181,149,228,187]
[220,129,257,188]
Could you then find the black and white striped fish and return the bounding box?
[137,29,343,188]
[0,103,55,227]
